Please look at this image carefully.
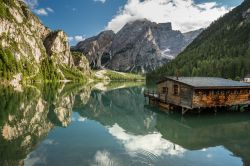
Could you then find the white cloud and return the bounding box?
[24,0,39,9]
[78,117,87,122]
[92,150,114,166]
[106,0,231,33]
[34,8,48,16]
[68,35,86,44]
[75,35,86,42]
[67,36,74,42]
[24,0,54,16]
[94,0,106,3]
[108,123,185,156]
[34,7,54,16]
[46,7,54,13]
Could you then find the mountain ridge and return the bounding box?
[73,19,203,73]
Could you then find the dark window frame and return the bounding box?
[162,87,168,94]
[173,84,179,96]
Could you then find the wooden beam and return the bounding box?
[182,108,189,115]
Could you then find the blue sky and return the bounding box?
[25,0,244,45]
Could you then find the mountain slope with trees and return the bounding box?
[0,0,91,84]
[147,0,250,81]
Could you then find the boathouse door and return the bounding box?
[162,87,168,103]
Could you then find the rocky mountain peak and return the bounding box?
[157,23,172,31]
[74,19,202,73]
[73,30,115,69]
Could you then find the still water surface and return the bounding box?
[0,83,249,166]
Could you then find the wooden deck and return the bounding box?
[144,90,172,110]
[144,90,158,99]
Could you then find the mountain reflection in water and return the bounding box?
[0,83,249,166]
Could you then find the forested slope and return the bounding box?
[147,0,250,81]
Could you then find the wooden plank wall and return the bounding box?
[180,85,193,108]
[193,89,250,108]
[157,80,193,108]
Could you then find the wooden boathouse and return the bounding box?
[144,77,250,114]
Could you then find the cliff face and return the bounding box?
[0,0,49,63]
[44,30,74,67]
[73,30,115,69]
[0,0,90,82]
[74,19,202,73]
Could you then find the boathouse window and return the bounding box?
[162,87,167,94]
[173,84,179,95]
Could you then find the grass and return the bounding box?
[95,69,145,81]
[59,65,88,83]
[106,70,145,81]
[105,81,145,90]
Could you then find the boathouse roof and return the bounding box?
[158,77,250,89]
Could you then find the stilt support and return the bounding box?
[182,108,189,115]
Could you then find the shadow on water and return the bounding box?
[0,82,249,165]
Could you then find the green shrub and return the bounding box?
[59,65,87,83]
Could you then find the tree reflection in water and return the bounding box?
[0,83,249,166]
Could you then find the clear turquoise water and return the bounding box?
[0,83,249,166]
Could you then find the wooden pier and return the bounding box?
[144,90,189,114]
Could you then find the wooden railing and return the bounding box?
[144,89,168,103]
[144,89,157,97]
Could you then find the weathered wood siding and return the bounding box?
[193,89,250,108]
[165,80,181,106]
[179,85,193,108]
[157,82,166,94]
[157,81,167,102]
[157,80,193,108]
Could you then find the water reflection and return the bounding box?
[156,112,250,165]
[0,83,249,166]
[0,83,92,166]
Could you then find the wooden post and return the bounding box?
[182,108,189,115]
[214,107,217,115]
[198,108,201,114]
[237,105,240,111]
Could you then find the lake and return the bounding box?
[0,82,250,166]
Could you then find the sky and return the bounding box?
[24,0,244,45]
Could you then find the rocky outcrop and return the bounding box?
[74,19,202,73]
[0,0,49,63]
[73,30,115,69]
[44,30,74,67]
[71,51,92,75]
[183,29,204,43]
[0,0,91,82]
